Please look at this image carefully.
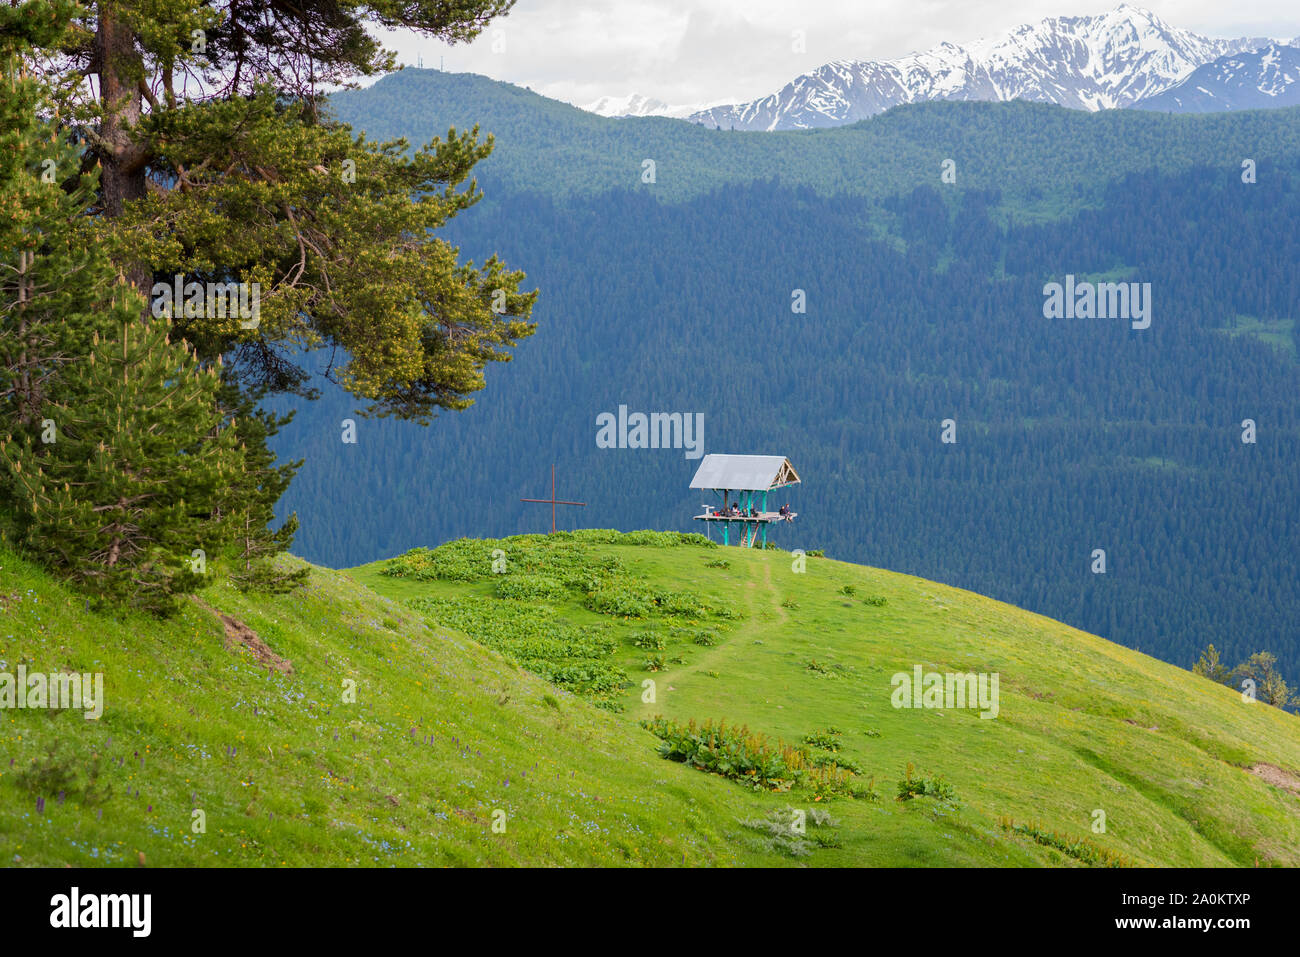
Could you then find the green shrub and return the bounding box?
[802,729,842,752]
[568,529,625,544]
[806,659,855,679]
[383,537,626,585]
[405,595,627,704]
[494,575,568,601]
[811,751,863,774]
[896,763,957,803]
[585,578,737,621]
[632,631,666,650]
[642,717,861,797]
[585,580,655,618]
[15,739,112,806]
[740,807,839,857]
[620,530,717,548]
[643,717,805,791]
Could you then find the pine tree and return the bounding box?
[3,8,307,608]
[0,315,243,614]
[1191,643,1230,684]
[0,1,116,429]
[1,1,125,540]
[26,0,536,423]
[1230,652,1298,712]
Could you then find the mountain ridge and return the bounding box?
[1133,42,1300,112]
[329,69,1300,206]
[680,5,1286,129]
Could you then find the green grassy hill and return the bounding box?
[3,532,1298,867]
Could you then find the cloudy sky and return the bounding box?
[371,1,1299,109]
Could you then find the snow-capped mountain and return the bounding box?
[1132,43,1300,112]
[580,93,701,119]
[687,5,1282,131]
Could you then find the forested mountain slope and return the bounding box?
[329,70,1300,210]
[268,72,1300,686]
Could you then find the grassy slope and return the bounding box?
[353,538,1300,868]
[0,544,780,866]
[3,536,1297,867]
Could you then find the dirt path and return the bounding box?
[1248,763,1300,795]
[634,552,789,712]
[763,557,790,628]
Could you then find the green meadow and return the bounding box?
[3,531,1298,867]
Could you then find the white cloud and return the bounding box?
[372,1,1300,108]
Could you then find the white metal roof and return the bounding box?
[689,454,801,491]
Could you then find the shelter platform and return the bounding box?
[693,511,796,523]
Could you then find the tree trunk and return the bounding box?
[96,4,151,296]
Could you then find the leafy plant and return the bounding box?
[406,595,627,704]
[739,806,841,857]
[642,717,862,797]
[631,631,666,651]
[998,816,1135,867]
[896,762,957,803]
[802,729,842,752]
[688,629,719,646]
[806,659,855,679]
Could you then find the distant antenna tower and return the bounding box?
[417,55,423,68]
[440,56,444,71]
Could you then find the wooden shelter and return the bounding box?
[690,454,801,547]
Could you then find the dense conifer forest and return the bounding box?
[272,74,1300,681]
